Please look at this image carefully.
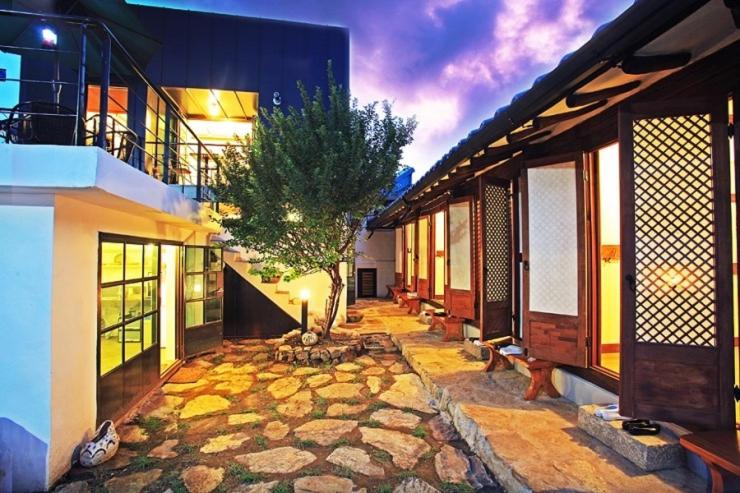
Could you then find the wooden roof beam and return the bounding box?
[621,52,691,75]
[533,99,608,128]
[566,80,640,108]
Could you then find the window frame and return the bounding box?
[184,245,223,329]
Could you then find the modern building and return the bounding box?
[370,0,738,481]
[0,2,348,490]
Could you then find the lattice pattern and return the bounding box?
[632,114,716,347]
[484,185,510,303]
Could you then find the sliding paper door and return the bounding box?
[447,197,475,319]
[522,157,587,367]
[405,222,416,291]
[394,227,404,287]
[432,210,447,299]
[417,216,431,298]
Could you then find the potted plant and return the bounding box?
[249,263,283,284]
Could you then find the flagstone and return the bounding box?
[354,355,377,366]
[184,416,222,436]
[257,372,282,381]
[334,371,356,382]
[307,374,333,388]
[118,425,148,444]
[315,383,364,400]
[103,448,136,469]
[104,469,162,493]
[466,456,495,490]
[366,376,382,395]
[393,478,440,493]
[228,412,264,425]
[380,360,396,367]
[215,379,254,394]
[162,379,208,394]
[293,475,361,493]
[140,394,183,419]
[181,465,224,493]
[361,367,385,376]
[252,353,270,363]
[263,420,290,440]
[326,403,367,417]
[180,395,231,419]
[335,362,362,372]
[428,413,460,442]
[277,390,313,418]
[369,409,421,429]
[243,345,270,352]
[190,359,214,369]
[326,447,385,477]
[294,419,358,446]
[359,427,430,469]
[148,439,179,459]
[293,367,322,376]
[235,447,317,473]
[434,445,470,485]
[169,366,207,383]
[267,376,302,399]
[269,363,292,373]
[379,374,436,414]
[388,362,407,374]
[213,363,236,374]
[200,432,250,453]
[55,481,90,493]
[231,481,280,493]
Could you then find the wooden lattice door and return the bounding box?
[480,176,512,340]
[619,100,733,429]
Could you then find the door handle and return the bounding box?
[522,261,529,271]
[625,274,635,292]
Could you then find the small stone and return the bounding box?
[366,376,382,395]
[428,413,460,442]
[183,416,221,436]
[214,379,254,394]
[179,395,231,419]
[326,447,385,477]
[55,481,90,493]
[104,469,162,493]
[334,372,356,383]
[316,383,364,400]
[466,455,495,490]
[252,353,269,363]
[434,445,470,485]
[277,390,313,418]
[354,355,376,366]
[293,475,359,493]
[269,363,291,373]
[393,478,440,493]
[169,366,206,383]
[200,432,250,453]
[181,465,224,493]
[307,374,333,388]
[103,448,136,469]
[362,367,385,376]
[118,425,148,444]
[335,362,362,372]
[359,427,430,469]
[370,409,421,429]
[293,367,322,376]
[264,421,290,440]
[380,359,396,367]
[243,344,270,353]
[267,376,302,399]
[235,447,317,473]
[294,419,358,446]
[148,439,178,459]
[327,403,367,417]
[228,412,264,425]
[162,379,208,394]
[257,372,282,381]
[379,374,436,414]
[231,481,280,493]
[213,363,237,373]
[388,362,407,374]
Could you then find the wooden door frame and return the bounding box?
[733,92,740,402]
[430,203,448,301]
[521,153,589,367]
[619,98,734,429]
[447,195,476,319]
[416,214,432,299]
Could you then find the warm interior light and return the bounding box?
[299,289,310,301]
[207,90,220,117]
[41,27,58,48]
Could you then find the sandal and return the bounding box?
[622,419,661,436]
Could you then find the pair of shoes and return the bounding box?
[622,419,661,435]
[594,404,628,421]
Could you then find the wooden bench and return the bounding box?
[428,311,465,341]
[482,342,560,401]
[680,430,740,493]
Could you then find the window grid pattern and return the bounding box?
[185,246,223,329]
[632,113,717,347]
[484,184,511,303]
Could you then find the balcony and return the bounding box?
[0,8,222,206]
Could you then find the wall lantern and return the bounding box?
[41,27,58,48]
[299,289,310,334]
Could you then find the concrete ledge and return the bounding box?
[577,404,687,471]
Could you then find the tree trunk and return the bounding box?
[323,262,344,338]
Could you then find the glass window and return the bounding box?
[100,328,122,376]
[100,285,123,329]
[143,315,157,350]
[185,274,204,301]
[144,244,158,277]
[206,273,220,297]
[186,301,204,328]
[208,248,222,271]
[205,298,222,323]
[124,320,142,361]
[125,244,143,280]
[124,282,143,321]
[186,247,204,273]
[143,280,157,314]
[101,242,124,283]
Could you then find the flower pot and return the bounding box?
[79,420,119,467]
[261,276,281,284]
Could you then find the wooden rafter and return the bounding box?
[533,100,608,128]
[566,81,640,108]
[621,52,691,75]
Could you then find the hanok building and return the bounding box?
[0,2,348,490]
[370,0,739,471]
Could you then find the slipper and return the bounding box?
[622,419,661,435]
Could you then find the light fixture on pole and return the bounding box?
[299,289,310,334]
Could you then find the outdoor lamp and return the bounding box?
[41,27,58,48]
[300,289,310,334]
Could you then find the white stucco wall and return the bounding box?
[355,228,395,298]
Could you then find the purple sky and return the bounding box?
[132,0,633,177]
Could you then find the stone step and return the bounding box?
[576,404,688,471]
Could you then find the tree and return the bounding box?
[217,68,416,337]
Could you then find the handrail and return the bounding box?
[0,8,220,203]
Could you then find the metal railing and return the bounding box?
[0,9,219,206]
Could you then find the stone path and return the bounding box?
[54,332,499,493]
